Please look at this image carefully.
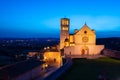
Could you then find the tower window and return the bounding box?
[61,19,69,25]
[62,27,68,30]
[84,31,87,34]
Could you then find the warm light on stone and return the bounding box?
[60,18,104,56]
[44,52,62,67]
[60,18,70,49]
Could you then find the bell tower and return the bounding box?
[60,18,70,49]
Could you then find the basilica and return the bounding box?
[60,18,104,56]
[43,18,104,66]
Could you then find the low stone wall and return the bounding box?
[12,64,44,80]
[103,49,120,59]
[43,58,72,80]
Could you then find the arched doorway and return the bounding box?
[81,46,89,55]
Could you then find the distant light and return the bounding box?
[47,39,51,42]
[44,56,47,59]
[45,64,48,67]
[44,47,46,50]
[47,47,50,49]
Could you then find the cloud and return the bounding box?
[42,15,120,31]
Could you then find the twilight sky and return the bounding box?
[0,0,120,38]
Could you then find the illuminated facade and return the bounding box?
[60,18,104,56]
[44,52,62,67]
[60,18,70,49]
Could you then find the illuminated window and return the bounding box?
[62,27,68,30]
[66,21,68,25]
[70,43,75,46]
[62,20,68,25]
[62,20,65,25]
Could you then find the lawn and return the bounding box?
[57,57,120,80]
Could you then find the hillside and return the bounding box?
[97,37,120,51]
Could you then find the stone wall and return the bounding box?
[12,65,43,80]
[43,58,72,80]
[103,49,120,58]
[64,45,104,56]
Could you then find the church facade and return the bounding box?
[60,18,104,56]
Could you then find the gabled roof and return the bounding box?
[75,23,95,35]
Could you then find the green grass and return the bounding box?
[57,57,120,80]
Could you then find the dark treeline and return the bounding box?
[97,37,120,51]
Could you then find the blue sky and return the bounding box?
[0,0,120,38]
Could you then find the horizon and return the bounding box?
[1,0,120,38]
[0,32,120,39]
[0,30,120,38]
